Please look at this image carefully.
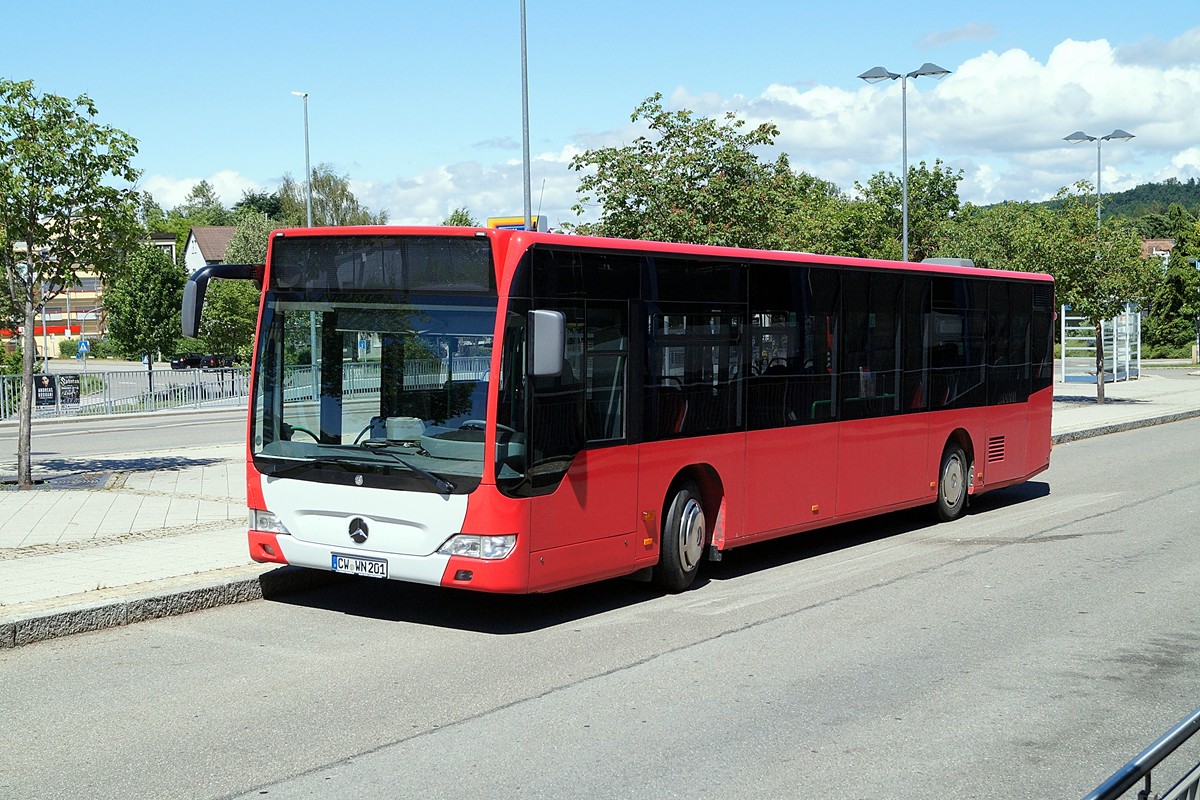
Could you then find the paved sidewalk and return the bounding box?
[3,367,1200,648]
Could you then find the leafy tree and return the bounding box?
[136,190,167,231]
[225,208,273,264]
[1057,191,1152,402]
[0,78,141,486]
[770,165,898,259]
[937,201,1056,273]
[104,244,187,387]
[174,180,231,226]
[855,160,963,262]
[940,183,1153,402]
[278,163,388,227]
[567,93,791,248]
[197,280,258,359]
[141,180,235,264]
[193,209,271,359]
[442,207,480,226]
[1142,256,1200,357]
[233,189,283,219]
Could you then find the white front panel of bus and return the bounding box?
[260,475,467,557]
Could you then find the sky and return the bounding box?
[4,0,1199,230]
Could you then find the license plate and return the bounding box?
[331,553,388,579]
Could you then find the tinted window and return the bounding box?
[747,265,837,428]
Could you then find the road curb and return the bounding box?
[1051,407,1200,445]
[0,564,341,649]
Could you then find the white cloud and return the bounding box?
[140,170,263,210]
[357,157,584,229]
[148,33,1200,227]
[659,36,1200,204]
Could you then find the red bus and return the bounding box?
[183,227,1053,593]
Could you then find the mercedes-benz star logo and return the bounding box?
[348,517,369,544]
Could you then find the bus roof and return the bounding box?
[265,225,1054,284]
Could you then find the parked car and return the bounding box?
[170,353,218,369]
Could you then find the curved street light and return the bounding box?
[859,62,951,262]
[1063,129,1135,229]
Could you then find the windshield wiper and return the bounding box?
[259,454,366,479]
[260,448,456,493]
[361,442,457,493]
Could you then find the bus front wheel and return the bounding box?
[935,442,970,522]
[655,481,707,593]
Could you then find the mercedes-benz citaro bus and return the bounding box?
[182,227,1053,594]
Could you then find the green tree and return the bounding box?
[940,183,1153,402]
[147,180,233,263]
[174,180,230,226]
[1142,256,1200,357]
[278,163,388,227]
[567,93,792,248]
[855,160,963,262]
[442,207,480,226]
[105,244,187,387]
[225,208,273,264]
[768,165,898,259]
[936,200,1057,273]
[0,78,141,486]
[232,189,282,219]
[193,208,271,359]
[1051,184,1153,402]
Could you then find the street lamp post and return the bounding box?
[519,0,532,231]
[1063,129,1135,229]
[291,91,313,227]
[858,62,951,262]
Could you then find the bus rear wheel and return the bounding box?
[935,442,970,522]
[655,481,707,593]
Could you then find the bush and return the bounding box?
[87,338,123,359]
[1144,342,1194,359]
[0,347,22,376]
[58,338,83,359]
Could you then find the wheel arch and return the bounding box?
[943,427,975,476]
[663,463,724,527]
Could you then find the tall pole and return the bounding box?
[858,63,950,262]
[1062,128,1135,404]
[520,0,533,231]
[900,74,910,262]
[292,91,313,227]
[1063,129,1135,231]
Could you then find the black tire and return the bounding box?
[935,442,970,522]
[654,480,707,593]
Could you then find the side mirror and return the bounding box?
[182,263,262,338]
[527,309,565,377]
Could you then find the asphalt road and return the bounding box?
[2,421,1199,799]
[0,408,245,460]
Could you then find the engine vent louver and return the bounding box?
[987,436,1006,463]
[1034,285,1053,310]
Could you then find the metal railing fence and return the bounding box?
[0,355,493,420]
[0,367,250,420]
[1083,705,1200,800]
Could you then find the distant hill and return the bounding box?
[1102,178,1200,218]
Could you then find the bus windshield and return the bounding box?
[250,234,503,494]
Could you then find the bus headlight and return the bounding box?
[250,509,290,535]
[437,534,516,560]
